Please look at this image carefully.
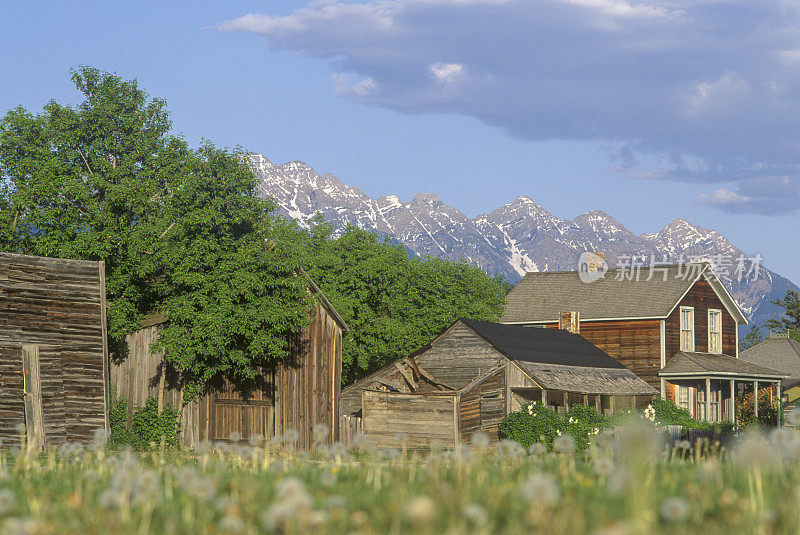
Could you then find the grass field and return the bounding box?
[1,422,800,534]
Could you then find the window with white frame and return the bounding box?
[696,387,706,421]
[677,385,690,412]
[708,309,722,353]
[709,384,721,422]
[680,306,695,351]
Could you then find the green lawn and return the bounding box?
[1,423,799,534]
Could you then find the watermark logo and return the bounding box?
[578,252,608,283]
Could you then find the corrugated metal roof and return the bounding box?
[740,337,800,387]
[659,351,787,379]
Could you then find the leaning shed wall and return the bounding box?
[458,367,507,444]
[0,253,109,447]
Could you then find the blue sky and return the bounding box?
[1,1,798,284]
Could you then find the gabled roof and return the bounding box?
[740,337,800,387]
[501,262,747,325]
[513,361,657,396]
[460,318,626,369]
[659,351,787,379]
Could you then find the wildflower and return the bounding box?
[351,433,370,451]
[309,510,329,527]
[676,440,691,451]
[769,428,800,461]
[643,404,656,422]
[228,430,242,443]
[528,443,546,456]
[98,489,120,510]
[462,503,489,527]
[527,405,534,415]
[313,423,330,443]
[554,434,576,454]
[219,514,245,533]
[0,490,15,515]
[403,496,436,525]
[660,497,689,522]
[497,440,525,459]
[248,434,264,448]
[471,432,490,448]
[92,428,109,451]
[325,495,346,510]
[2,517,42,535]
[520,472,560,507]
[319,471,336,487]
[607,469,629,496]
[283,429,300,445]
[275,477,313,510]
[594,457,614,476]
[731,432,779,470]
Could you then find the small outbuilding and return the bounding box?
[0,253,110,449]
[111,275,348,449]
[740,333,800,425]
[341,318,656,449]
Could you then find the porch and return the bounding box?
[659,351,788,425]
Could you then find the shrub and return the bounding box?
[651,398,734,432]
[499,402,608,454]
[109,394,180,450]
[737,389,778,428]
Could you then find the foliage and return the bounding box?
[650,398,734,432]
[304,223,512,383]
[109,395,180,450]
[767,290,800,340]
[0,67,310,393]
[737,388,778,428]
[739,323,765,352]
[499,402,607,453]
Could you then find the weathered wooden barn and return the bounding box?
[502,262,787,423]
[0,252,109,449]
[341,319,655,449]
[111,276,348,449]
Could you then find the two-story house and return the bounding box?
[502,262,786,423]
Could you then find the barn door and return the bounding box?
[202,379,275,442]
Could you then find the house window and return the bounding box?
[709,385,721,422]
[680,306,695,351]
[697,384,721,422]
[708,309,722,354]
[696,387,706,421]
[677,385,690,413]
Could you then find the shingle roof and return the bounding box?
[501,263,745,323]
[514,361,657,395]
[460,318,626,369]
[659,351,787,379]
[740,337,800,387]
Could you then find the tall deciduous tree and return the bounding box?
[767,290,800,341]
[0,67,310,395]
[304,223,511,383]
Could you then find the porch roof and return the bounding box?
[514,360,657,396]
[659,351,788,381]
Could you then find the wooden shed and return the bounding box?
[0,253,109,448]
[342,319,656,449]
[111,275,348,449]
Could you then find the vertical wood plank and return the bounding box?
[21,344,45,451]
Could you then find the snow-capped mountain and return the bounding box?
[249,153,798,331]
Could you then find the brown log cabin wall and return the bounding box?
[547,320,662,389]
[113,303,343,449]
[0,254,109,445]
[663,278,737,400]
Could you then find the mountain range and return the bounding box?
[248,153,798,333]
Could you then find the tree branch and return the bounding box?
[77,148,94,176]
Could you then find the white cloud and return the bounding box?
[219,0,800,214]
[698,188,750,206]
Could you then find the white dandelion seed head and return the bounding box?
[471,432,490,448]
[660,497,690,522]
[554,434,576,453]
[520,472,560,507]
[528,443,547,456]
[594,457,614,476]
[228,430,242,443]
[403,496,436,524]
[462,503,489,526]
[218,514,245,533]
[497,440,525,459]
[283,429,299,444]
[313,423,330,443]
[0,489,16,515]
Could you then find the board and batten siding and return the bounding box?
[0,253,109,446]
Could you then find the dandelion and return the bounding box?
[462,503,488,526]
[248,434,264,448]
[471,431,490,448]
[351,433,370,451]
[769,428,800,461]
[0,490,15,515]
[404,496,436,525]
[219,514,245,533]
[594,457,614,476]
[520,472,560,507]
[92,428,109,451]
[676,440,691,451]
[607,469,629,496]
[660,497,689,522]
[554,434,576,454]
[497,440,524,459]
[313,423,330,443]
[731,432,779,470]
[2,517,42,535]
[228,430,242,443]
[283,429,300,445]
[319,471,336,487]
[325,495,346,510]
[528,443,547,456]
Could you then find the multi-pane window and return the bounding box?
[696,387,706,421]
[680,306,695,351]
[709,385,721,422]
[708,309,722,353]
[677,385,690,413]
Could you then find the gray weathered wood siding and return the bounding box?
[459,368,507,444]
[362,390,457,448]
[112,301,343,449]
[0,253,109,445]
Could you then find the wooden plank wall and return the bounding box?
[547,320,662,390]
[0,253,108,445]
[665,279,738,359]
[361,390,457,449]
[459,369,506,444]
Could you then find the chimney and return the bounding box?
[586,252,606,272]
[559,311,580,334]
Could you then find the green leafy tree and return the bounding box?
[739,323,765,352]
[0,67,310,395]
[304,223,511,383]
[767,290,800,341]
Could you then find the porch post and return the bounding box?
[705,378,711,423]
[563,392,569,412]
[754,380,759,419]
[730,379,735,425]
[777,382,782,427]
[541,389,548,408]
[594,395,601,413]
